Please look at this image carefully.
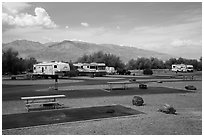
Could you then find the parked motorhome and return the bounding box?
[33,61,70,78]
[172,64,193,72]
[73,62,106,76]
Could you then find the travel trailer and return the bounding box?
[106,66,116,75]
[73,62,106,76]
[33,61,70,78]
[172,64,193,72]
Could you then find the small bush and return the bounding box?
[66,70,79,77]
[185,85,197,90]
[158,104,176,114]
[125,71,131,75]
[143,69,153,75]
[132,96,144,106]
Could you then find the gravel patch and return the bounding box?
[2,81,202,135]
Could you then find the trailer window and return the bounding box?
[98,66,105,70]
[90,66,96,69]
[54,65,57,68]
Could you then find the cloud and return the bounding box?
[2,6,58,29]
[81,22,89,27]
[116,26,120,30]
[2,2,31,14]
[171,39,201,47]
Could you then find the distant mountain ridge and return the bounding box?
[2,40,173,62]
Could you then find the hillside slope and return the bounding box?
[2,40,173,62]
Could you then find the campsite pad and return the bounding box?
[2,105,144,130]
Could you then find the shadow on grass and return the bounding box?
[3,105,144,130]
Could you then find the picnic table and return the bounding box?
[21,95,66,112]
[107,81,131,90]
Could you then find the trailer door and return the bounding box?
[45,65,54,75]
[40,65,53,75]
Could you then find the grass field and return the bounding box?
[3,105,144,130]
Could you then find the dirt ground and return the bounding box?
[2,80,202,135]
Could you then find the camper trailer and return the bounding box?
[106,66,116,75]
[172,64,193,72]
[33,61,70,78]
[186,65,194,72]
[73,62,106,76]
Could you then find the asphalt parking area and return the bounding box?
[60,87,191,98]
[2,105,144,130]
[3,87,191,101]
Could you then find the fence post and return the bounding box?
[54,75,58,90]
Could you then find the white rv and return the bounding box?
[33,61,70,78]
[186,65,194,72]
[172,64,193,72]
[106,66,116,75]
[73,62,106,76]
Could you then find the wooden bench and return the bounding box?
[139,83,147,89]
[107,81,131,90]
[21,95,66,112]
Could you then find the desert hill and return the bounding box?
[2,40,173,62]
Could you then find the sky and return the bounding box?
[2,2,202,59]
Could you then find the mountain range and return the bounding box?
[2,40,173,63]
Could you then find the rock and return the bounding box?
[185,85,197,90]
[132,96,144,106]
[158,104,176,114]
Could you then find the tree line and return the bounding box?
[77,51,202,71]
[2,48,202,75]
[77,51,125,70]
[2,48,37,75]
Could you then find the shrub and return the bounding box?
[125,70,131,75]
[143,69,153,75]
[158,104,176,114]
[132,96,144,106]
[66,70,79,77]
[185,85,197,90]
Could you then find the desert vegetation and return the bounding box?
[2,48,202,75]
[77,51,202,71]
[2,48,37,75]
